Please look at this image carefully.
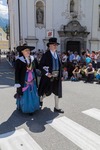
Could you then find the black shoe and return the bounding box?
[54,107,64,113]
[16,107,22,112]
[89,81,93,83]
[40,101,43,107]
[28,113,33,116]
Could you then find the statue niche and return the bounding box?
[70,0,75,13]
[36,7,44,24]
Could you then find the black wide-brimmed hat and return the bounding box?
[47,37,60,47]
[16,45,35,52]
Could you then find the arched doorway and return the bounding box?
[66,41,80,54]
[58,20,90,53]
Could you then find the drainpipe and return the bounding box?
[90,0,94,52]
[91,0,94,39]
[18,0,21,45]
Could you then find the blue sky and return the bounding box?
[0,0,8,19]
[1,0,7,6]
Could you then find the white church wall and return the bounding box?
[91,0,99,39]
[13,0,19,48]
[80,0,93,50]
[36,28,45,50]
[27,0,35,38]
[19,0,28,43]
[8,0,100,52]
[45,0,53,32]
[51,0,69,51]
[8,0,16,50]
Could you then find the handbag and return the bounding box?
[52,71,59,77]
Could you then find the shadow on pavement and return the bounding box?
[0,110,31,136]
[0,57,59,136]
[0,107,59,137]
[26,107,59,133]
[0,57,14,87]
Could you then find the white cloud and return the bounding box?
[0,2,8,19]
[0,0,3,5]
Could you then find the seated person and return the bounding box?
[80,65,86,78]
[95,68,100,83]
[85,54,92,66]
[84,63,95,83]
[71,65,82,81]
[72,51,81,66]
[63,67,68,81]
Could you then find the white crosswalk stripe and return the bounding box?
[47,116,100,150]
[0,128,43,150]
[1,108,100,150]
[82,108,100,121]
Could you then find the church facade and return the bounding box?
[7,0,100,53]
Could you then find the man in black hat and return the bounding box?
[38,37,64,113]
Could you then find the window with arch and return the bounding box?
[36,1,44,25]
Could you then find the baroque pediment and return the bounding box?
[64,20,86,32]
[58,20,90,37]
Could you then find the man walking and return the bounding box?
[38,37,64,113]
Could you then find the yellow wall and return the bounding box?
[0,28,9,49]
[0,41,9,49]
[0,28,7,40]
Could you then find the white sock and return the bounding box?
[54,95,59,109]
[40,94,46,102]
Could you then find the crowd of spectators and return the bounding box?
[6,49,100,84]
[61,50,100,83]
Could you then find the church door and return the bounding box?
[66,41,80,54]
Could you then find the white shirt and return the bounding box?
[50,50,57,59]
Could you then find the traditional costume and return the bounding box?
[38,38,64,113]
[14,45,40,114]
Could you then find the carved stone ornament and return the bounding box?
[61,2,85,20]
[58,20,90,38]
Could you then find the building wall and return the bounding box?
[0,28,7,40]
[8,0,100,52]
[0,27,9,50]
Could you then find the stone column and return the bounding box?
[90,0,99,51]
[60,37,65,53]
[46,0,53,36]
[91,0,98,39]
[13,0,19,47]
[27,0,35,40]
[8,0,16,50]
[19,0,28,44]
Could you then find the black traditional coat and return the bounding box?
[15,56,37,95]
[38,50,62,98]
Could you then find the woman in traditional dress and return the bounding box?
[14,45,40,115]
